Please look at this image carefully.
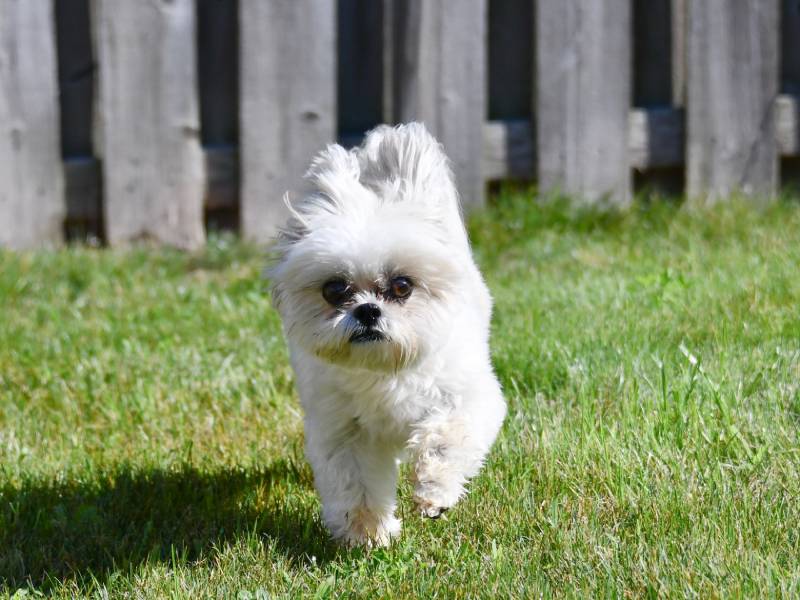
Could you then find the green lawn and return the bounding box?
[1,194,799,598]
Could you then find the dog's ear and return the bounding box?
[358,123,458,208]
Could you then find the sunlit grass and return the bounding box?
[2,192,799,597]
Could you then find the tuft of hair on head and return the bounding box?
[357,122,468,250]
[273,122,470,268]
[357,123,459,208]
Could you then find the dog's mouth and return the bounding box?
[350,329,385,344]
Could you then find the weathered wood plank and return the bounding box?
[687,0,779,201]
[536,0,632,204]
[0,0,65,248]
[59,99,800,228]
[391,0,487,208]
[93,0,205,249]
[484,109,686,181]
[776,94,800,156]
[672,0,688,106]
[239,0,336,243]
[62,148,242,227]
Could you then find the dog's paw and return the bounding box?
[337,507,401,548]
[413,490,459,519]
[415,498,449,519]
[413,481,463,519]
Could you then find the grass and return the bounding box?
[1,192,800,597]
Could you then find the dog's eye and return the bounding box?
[388,276,413,300]
[322,279,352,305]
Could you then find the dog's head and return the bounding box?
[269,123,472,371]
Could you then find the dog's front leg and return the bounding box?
[410,380,506,518]
[304,413,401,547]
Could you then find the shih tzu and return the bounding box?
[269,123,506,547]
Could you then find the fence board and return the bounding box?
[672,0,688,106]
[391,0,487,208]
[239,0,336,242]
[776,94,800,156]
[0,0,64,249]
[536,0,632,204]
[687,0,779,201]
[485,108,685,181]
[93,0,205,249]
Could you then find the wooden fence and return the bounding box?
[1,0,799,249]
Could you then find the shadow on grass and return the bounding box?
[0,459,339,590]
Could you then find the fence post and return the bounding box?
[686,0,779,201]
[239,0,336,243]
[390,0,487,209]
[0,0,64,249]
[535,0,632,205]
[93,0,205,249]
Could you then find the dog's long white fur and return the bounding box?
[270,123,506,546]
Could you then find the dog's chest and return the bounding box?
[344,373,445,439]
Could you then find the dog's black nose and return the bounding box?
[353,303,381,327]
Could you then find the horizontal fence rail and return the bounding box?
[1,0,799,249]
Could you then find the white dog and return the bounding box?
[269,123,506,547]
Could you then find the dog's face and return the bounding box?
[270,124,471,372]
[271,201,463,371]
